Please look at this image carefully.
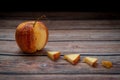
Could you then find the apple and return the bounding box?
[102,60,112,68]
[83,57,98,66]
[15,21,48,53]
[47,51,60,61]
[64,54,80,65]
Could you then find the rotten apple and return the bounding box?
[15,21,48,53]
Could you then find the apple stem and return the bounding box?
[33,18,40,27]
[33,15,47,27]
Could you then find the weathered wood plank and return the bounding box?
[37,41,120,53]
[0,13,120,80]
[0,29,120,41]
[0,12,120,20]
[0,56,119,74]
[0,74,120,80]
[0,20,120,29]
[0,41,120,55]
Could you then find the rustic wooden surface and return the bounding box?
[0,12,120,80]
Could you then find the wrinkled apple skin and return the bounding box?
[15,21,48,53]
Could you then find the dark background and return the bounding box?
[0,1,120,12]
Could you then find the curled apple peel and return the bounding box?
[15,21,48,53]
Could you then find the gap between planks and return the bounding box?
[0,52,120,56]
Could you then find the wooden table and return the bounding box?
[0,12,120,80]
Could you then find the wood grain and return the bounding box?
[0,20,120,29]
[1,29,120,41]
[0,56,119,74]
[0,13,120,80]
[0,41,120,55]
[0,74,120,80]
